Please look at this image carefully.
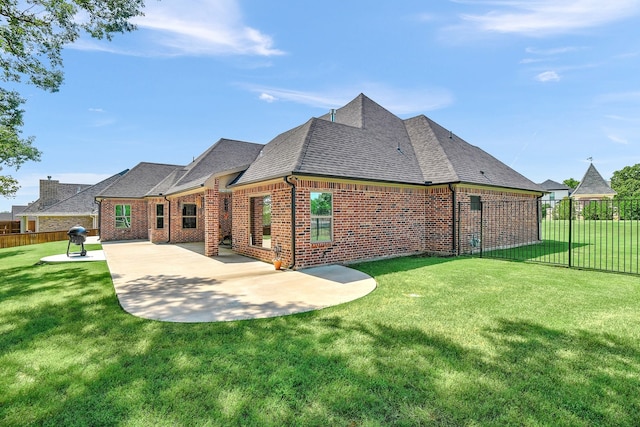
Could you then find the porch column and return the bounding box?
[204,183,219,257]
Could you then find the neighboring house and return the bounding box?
[571,163,617,201]
[97,94,544,268]
[539,180,571,205]
[17,172,127,232]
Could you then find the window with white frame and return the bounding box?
[156,204,164,229]
[182,203,197,229]
[115,204,131,229]
[310,192,332,242]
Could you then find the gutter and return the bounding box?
[284,175,296,269]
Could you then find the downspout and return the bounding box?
[95,199,101,238]
[284,176,296,269]
[536,194,543,241]
[164,195,171,243]
[449,184,456,255]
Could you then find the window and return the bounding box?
[115,204,131,229]
[249,195,271,248]
[311,192,332,242]
[470,196,481,211]
[182,203,197,229]
[156,204,164,229]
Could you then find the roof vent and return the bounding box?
[449,131,453,139]
[330,109,336,122]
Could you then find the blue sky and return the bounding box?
[3,0,640,212]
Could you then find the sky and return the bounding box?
[2,0,640,212]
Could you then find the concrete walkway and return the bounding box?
[101,240,376,323]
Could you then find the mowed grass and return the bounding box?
[487,219,639,274]
[1,242,640,426]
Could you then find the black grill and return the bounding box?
[67,226,87,257]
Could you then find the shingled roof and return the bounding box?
[32,170,129,215]
[22,182,92,213]
[235,94,542,192]
[149,139,263,196]
[97,162,183,198]
[572,163,616,197]
[539,179,571,191]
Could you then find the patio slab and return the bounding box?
[101,240,376,323]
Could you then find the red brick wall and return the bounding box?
[233,181,292,265]
[147,197,169,243]
[293,179,427,267]
[169,193,205,243]
[425,186,455,254]
[99,199,149,241]
[232,179,541,268]
[455,187,540,254]
[204,187,219,256]
[233,179,427,268]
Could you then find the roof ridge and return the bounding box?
[295,119,320,172]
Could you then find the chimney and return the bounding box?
[39,178,60,209]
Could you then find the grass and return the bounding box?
[2,242,640,426]
[486,219,639,274]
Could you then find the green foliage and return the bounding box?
[553,197,574,220]
[0,0,146,197]
[611,163,640,198]
[311,192,332,215]
[563,178,579,189]
[582,199,614,220]
[541,203,551,219]
[617,199,640,220]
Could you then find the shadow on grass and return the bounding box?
[4,302,640,425]
[0,248,26,260]
[351,253,456,277]
[483,239,589,263]
[2,243,639,425]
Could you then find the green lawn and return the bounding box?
[2,242,640,426]
[486,219,639,274]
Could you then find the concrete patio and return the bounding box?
[100,240,376,323]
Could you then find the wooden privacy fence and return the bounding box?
[0,229,99,249]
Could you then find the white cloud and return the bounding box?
[525,46,585,55]
[535,71,560,82]
[88,108,105,113]
[259,93,277,103]
[244,84,454,115]
[607,134,628,144]
[73,0,284,57]
[458,0,640,37]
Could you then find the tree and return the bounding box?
[611,164,640,198]
[582,199,614,220]
[563,178,579,190]
[1,0,146,197]
[611,163,640,220]
[553,197,574,220]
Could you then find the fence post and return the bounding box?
[568,198,573,268]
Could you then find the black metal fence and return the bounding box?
[458,198,640,275]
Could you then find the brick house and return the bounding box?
[96,139,263,248]
[96,94,544,268]
[16,173,125,232]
